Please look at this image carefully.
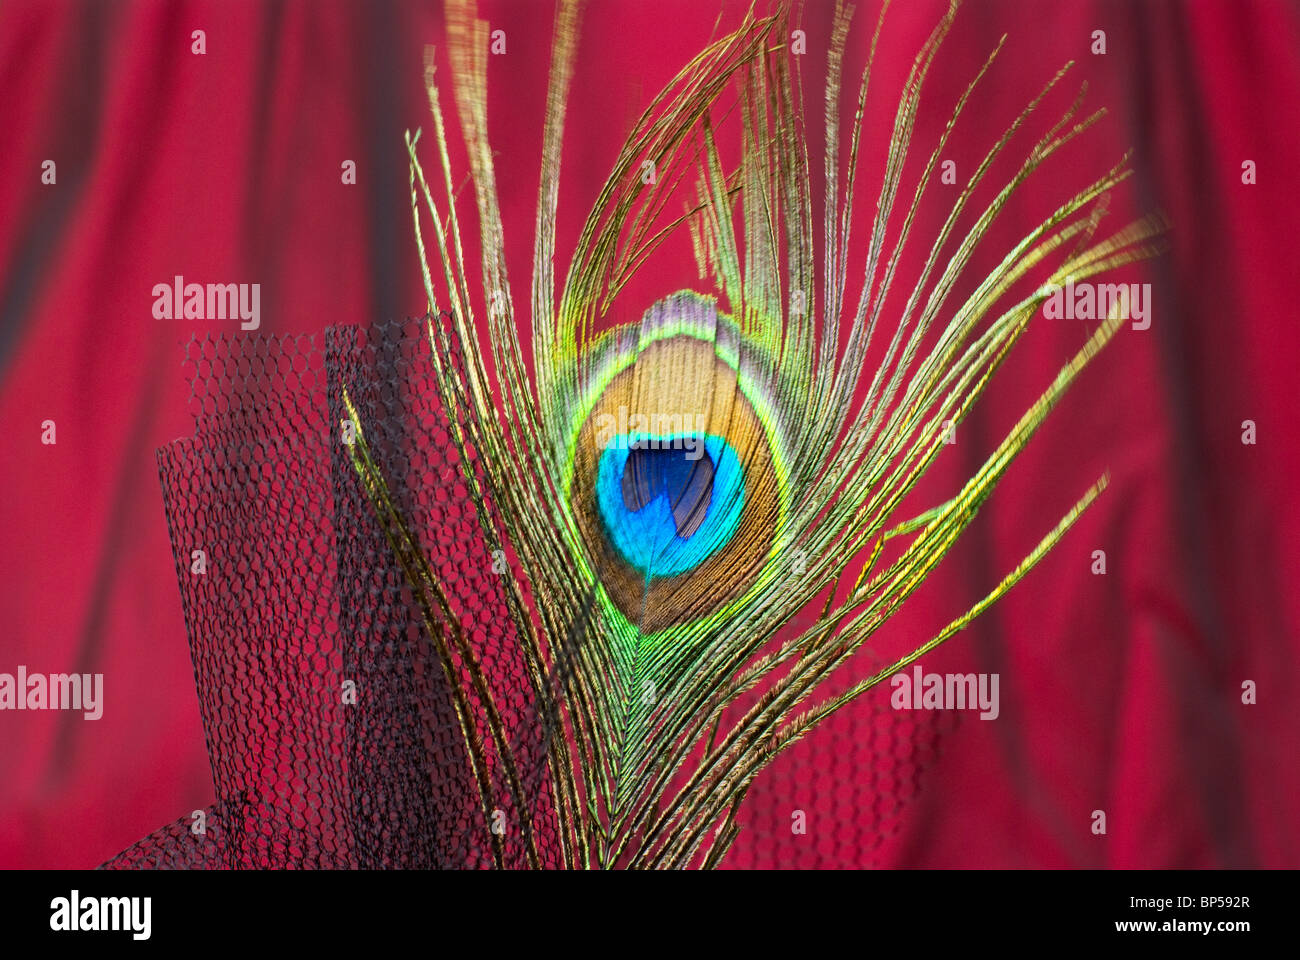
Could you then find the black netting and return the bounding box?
[103,315,559,869]
[730,677,957,868]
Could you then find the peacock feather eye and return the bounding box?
[567,290,786,634]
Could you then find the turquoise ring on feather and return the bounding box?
[568,291,782,633]
[595,433,746,577]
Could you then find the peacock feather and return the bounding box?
[343,0,1168,868]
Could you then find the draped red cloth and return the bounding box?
[1,0,1296,868]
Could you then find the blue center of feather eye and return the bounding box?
[595,433,744,579]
